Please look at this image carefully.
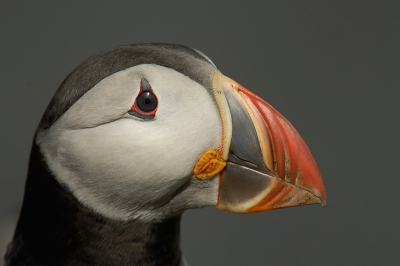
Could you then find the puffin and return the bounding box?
[4,43,326,266]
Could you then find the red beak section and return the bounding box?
[241,87,326,205]
[216,75,326,213]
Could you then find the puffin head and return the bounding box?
[36,43,326,222]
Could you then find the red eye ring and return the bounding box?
[128,88,158,119]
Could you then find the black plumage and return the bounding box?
[6,143,182,266]
[39,43,215,130]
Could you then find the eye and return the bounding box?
[136,91,157,112]
[128,78,158,120]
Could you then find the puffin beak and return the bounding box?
[215,73,326,213]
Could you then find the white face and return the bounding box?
[37,64,222,221]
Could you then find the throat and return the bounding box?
[6,143,182,266]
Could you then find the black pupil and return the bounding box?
[136,91,157,112]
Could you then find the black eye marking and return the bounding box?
[128,78,158,120]
[141,78,151,91]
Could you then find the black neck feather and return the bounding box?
[5,143,182,266]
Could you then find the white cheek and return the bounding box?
[38,64,222,221]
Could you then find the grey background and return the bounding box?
[1,1,399,265]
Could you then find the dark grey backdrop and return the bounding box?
[1,1,399,265]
